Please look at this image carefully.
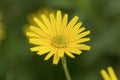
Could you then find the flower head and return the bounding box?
[100,66,118,80]
[26,10,90,64]
[0,13,5,43]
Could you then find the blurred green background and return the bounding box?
[0,0,120,80]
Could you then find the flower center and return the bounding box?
[52,35,67,48]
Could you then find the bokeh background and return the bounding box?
[0,0,120,80]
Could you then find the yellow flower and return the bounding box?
[26,10,90,64]
[0,24,5,41]
[100,66,118,80]
[0,13,5,42]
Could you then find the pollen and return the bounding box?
[52,35,67,48]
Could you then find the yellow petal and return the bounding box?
[44,51,54,60]
[108,66,118,80]
[70,30,90,41]
[65,16,78,33]
[77,30,90,38]
[73,21,83,29]
[100,69,110,80]
[33,17,50,34]
[71,27,85,38]
[64,49,75,58]
[36,46,52,55]
[58,48,64,57]
[67,43,90,50]
[56,10,62,34]
[66,47,82,55]
[78,44,91,50]
[53,49,60,65]
[29,38,51,45]
[61,14,68,34]
[41,15,55,36]
[65,27,86,41]
[66,21,83,36]
[70,38,90,43]
[69,27,86,38]
[50,13,57,34]
[44,47,56,60]
[30,45,52,52]
[26,32,40,38]
[29,25,51,39]
[78,27,86,33]
[30,46,42,51]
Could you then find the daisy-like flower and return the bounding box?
[100,66,118,80]
[0,24,5,41]
[0,13,5,43]
[26,10,90,65]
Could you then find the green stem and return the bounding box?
[61,56,72,80]
[6,71,14,80]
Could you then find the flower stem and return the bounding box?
[61,56,72,80]
[6,71,14,80]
